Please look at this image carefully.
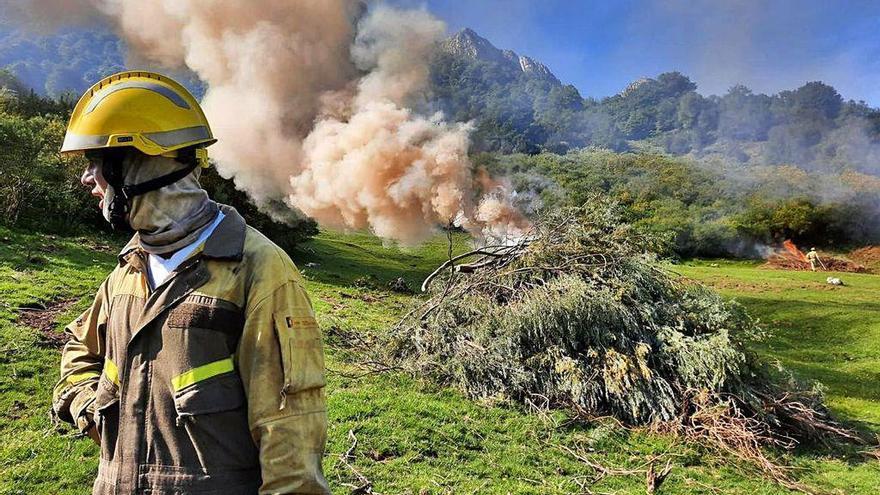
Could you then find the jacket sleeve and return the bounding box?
[237,277,329,495]
[52,273,111,433]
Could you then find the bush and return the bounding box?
[389,200,746,420]
[0,110,103,232]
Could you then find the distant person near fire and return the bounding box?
[51,71,329,494]
[807,247,824,271]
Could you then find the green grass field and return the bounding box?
[675,260,880,431]
[1,227,878,494]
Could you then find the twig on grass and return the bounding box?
[561,443,678,495]
[385,199,866,495]
[682,477,723,494]
[558,444,646,484]
[338,429,376,495]
[326,361,403,380]
[645,459,672,494]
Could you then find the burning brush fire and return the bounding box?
[764,239,867,273]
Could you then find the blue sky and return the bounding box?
[392,0,880,105]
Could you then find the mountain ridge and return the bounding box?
[4,25,879,165]
[440,28,560,84]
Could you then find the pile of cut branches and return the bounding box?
[382,198,861,488]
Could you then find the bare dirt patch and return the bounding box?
[17,298,79,348]
[764,253,868,273]
[850,246,880,270]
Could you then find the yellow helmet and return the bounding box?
[61,71,215,166]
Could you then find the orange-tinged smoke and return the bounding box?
[15,0,528,244]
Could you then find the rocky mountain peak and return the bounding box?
[517,55,558,83]
[442,28,506,64]
[441,28,560,84]
[620,77,651,97]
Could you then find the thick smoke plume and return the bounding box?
[12,0,527,244]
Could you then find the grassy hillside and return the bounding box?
[1,227,878,494]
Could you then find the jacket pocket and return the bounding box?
[172,362,243,418]
[164,299,244,389]
[273,310,326,410]
[171,369,259,469]
[93,376,120,461]
[167,298,244,333]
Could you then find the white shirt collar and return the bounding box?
[147,211,226,289]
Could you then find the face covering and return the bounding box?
[104,152,219,255]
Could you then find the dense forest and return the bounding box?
[479,151,880,256]
[430,29,880,255]
[433,30,880,173]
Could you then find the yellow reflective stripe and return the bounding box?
[104,358,120,386]
[67,370,100,385]
[171,357,234,392]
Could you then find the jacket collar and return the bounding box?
[118,204,246,267]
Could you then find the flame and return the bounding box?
[781,239,808,262]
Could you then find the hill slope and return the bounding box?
[1,226,878,494]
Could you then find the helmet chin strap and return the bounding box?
[101,148,200,232]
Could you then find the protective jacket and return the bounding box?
[52,205,329,494]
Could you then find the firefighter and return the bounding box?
[806,247,822,271]
[51,71,329,494]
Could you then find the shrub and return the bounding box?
[0,110,102,231]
